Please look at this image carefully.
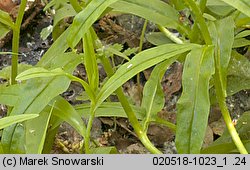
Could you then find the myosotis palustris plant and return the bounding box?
[0,0,249,154]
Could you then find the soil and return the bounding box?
[0,2,249,154]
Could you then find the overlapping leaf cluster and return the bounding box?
[0,0,249,154]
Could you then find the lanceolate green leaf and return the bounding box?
[75,102,145,120]
[228,51,250,78]
[220,0,250,17]
[25,106,53,154]
[233,38,250,48]
[176,46,214,153]
[53,3,77,27]
[96,43,200,110]
[1,76,71,153]
[83,30,99,91]
[16,67,95,102]
[201,140,250,154]
[206,0,234,16]
[49,96,86,138]
[37,30,72,67]
[67,0,119,48]
[227,76,250,96]
[110,0,188,35]
[0,23,10,39]
[0,10,15,29]
[0,84,21,106]
[16,67,66,81]
[0,64,33,82]
[1,53,82,153]
[42,115,61,153]
[208,16,234,93]
[227,50,250,95]
[235,30,250,38]
[141,58,177,131]
[0,114,38,129]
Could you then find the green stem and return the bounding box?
[158,25,184,44]
[154,117,176,132]
[137,20,148,104]
[84,103,96,154]
[199,0,207,13]
[69,0,82,13]
[100,56,162,154]
[214,68,248,154]
[11,0,27,85]
[189,23,200,43]
[66,74,95,102]
[183,0,212,45]
[138,20,148,52]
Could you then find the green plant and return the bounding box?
[0,0,250,154]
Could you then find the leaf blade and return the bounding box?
[176,46,214,153]
[0,114,38,129]
[96,43,200,110]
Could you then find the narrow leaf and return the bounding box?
[110,0,181,29]
[83,30,99,91]
[176,46,214,153]
[49,96,86,138]
[42,115,61,153]
[16,67,94,102]
[37,30,72,67]
[25,106,53,153]
[16,67,65,81]
[0,114,38,129]
[233,38,250,48]
[0,84,20,106]
[53,3,76,27]
[1,52,81,153]
[0,10,15,29]
[220,0,250,17]
[0,64,33,81]
[141,58,177,131]
[75,102,144,120]
[96,43,199,110]
[208,16,234,94]
[206,0,234,16]
[0,22,11,39]
[235,30,250,38]
[201,140,250,154]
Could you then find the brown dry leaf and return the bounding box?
[0,0,17,13]
[123,82,142,106]
[95,15,139,47]
[99,117,114,127]
[124,143,148,154]
[209,105,222,124]
[210,117,226,136]
[147,124,174,147]
[162,62,183,101]
[157,110,176,124]
[202,125,214,148]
